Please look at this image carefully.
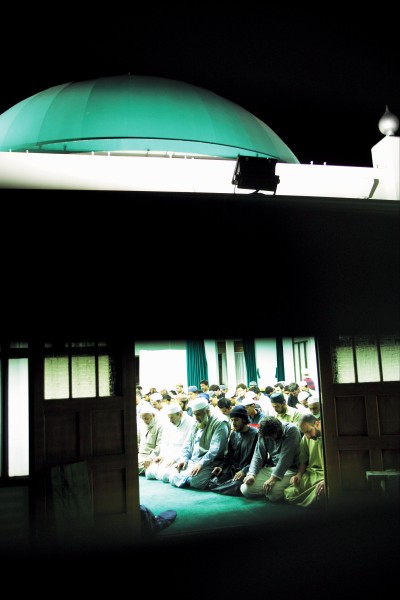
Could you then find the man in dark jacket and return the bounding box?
[240,416,300,502]
[208,405,258,495]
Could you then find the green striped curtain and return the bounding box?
[186,340,208,388]
[275,337,285,381]
[243,339,258,386]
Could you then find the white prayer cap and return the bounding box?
[166,402,182,415]
[242,398,256,406]
[139,402,156,415]
[298,391,310,403]
[190,398,209,411]
[307,396,320,405]
[150,392,163,402]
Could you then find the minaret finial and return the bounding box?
[378,106,399,136]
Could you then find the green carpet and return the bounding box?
[138,475,307,538]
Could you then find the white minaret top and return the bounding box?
[378,105,399,136]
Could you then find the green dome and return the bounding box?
[0,75,299,162]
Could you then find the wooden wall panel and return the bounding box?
[44,411,79,462]
[377,395,400,435]
[335,396,367,436]
[91,409,124,456]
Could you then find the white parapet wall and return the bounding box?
[0,149,397,200]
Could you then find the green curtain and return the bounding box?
[243,338,258,386]
[275,337,285,381]
[186,340,208,387]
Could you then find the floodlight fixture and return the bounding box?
[232,156,280,193]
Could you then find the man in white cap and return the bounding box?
[145,403,194,482]
[307,396,321,419]
[170,397,230,489]
[297,391,312,413]
[242,391,265,429]
[137,402,164,475]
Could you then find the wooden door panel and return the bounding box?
[32,344,140,550]
[335,396,368,435]
[91,408,125,455]
[317,336,400,507]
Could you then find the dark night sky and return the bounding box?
[1,10,399,167]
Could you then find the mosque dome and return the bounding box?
[0,75,299,163]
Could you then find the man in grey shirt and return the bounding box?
[240,416,300,502]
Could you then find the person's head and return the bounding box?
[265,386,274,397]
[188,386,199,401]
[175,393,189,411]
[270,392,287,414]
[210,394,219,407]
[236,383,247,398]
[209,384,221,397]
[274,382,285,393]
[230,404,249,432]
[175,383,184,394]
[139,402,156,426]
[288,383,300,396]
[166,402,183,426]
[150,392,163,410]
[248,381,257,388]
[297,391,310,408]
[136,391,142,405]
[217,397,232,416]
[299,380,310,392]
[243,392,257,415]
[307,396,321,417]
[191,398,210,428]
[220,384,228,396]
[259,416,283,441]
[199,379,209,392]
[299,413,322,440]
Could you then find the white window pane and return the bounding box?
[380,336,400,381]
[45,356,69,399]
[8,358,29,477]
[72,355,96,397]
[332,336,355,383]
[98,355,111,396]
[355,335,380,382]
